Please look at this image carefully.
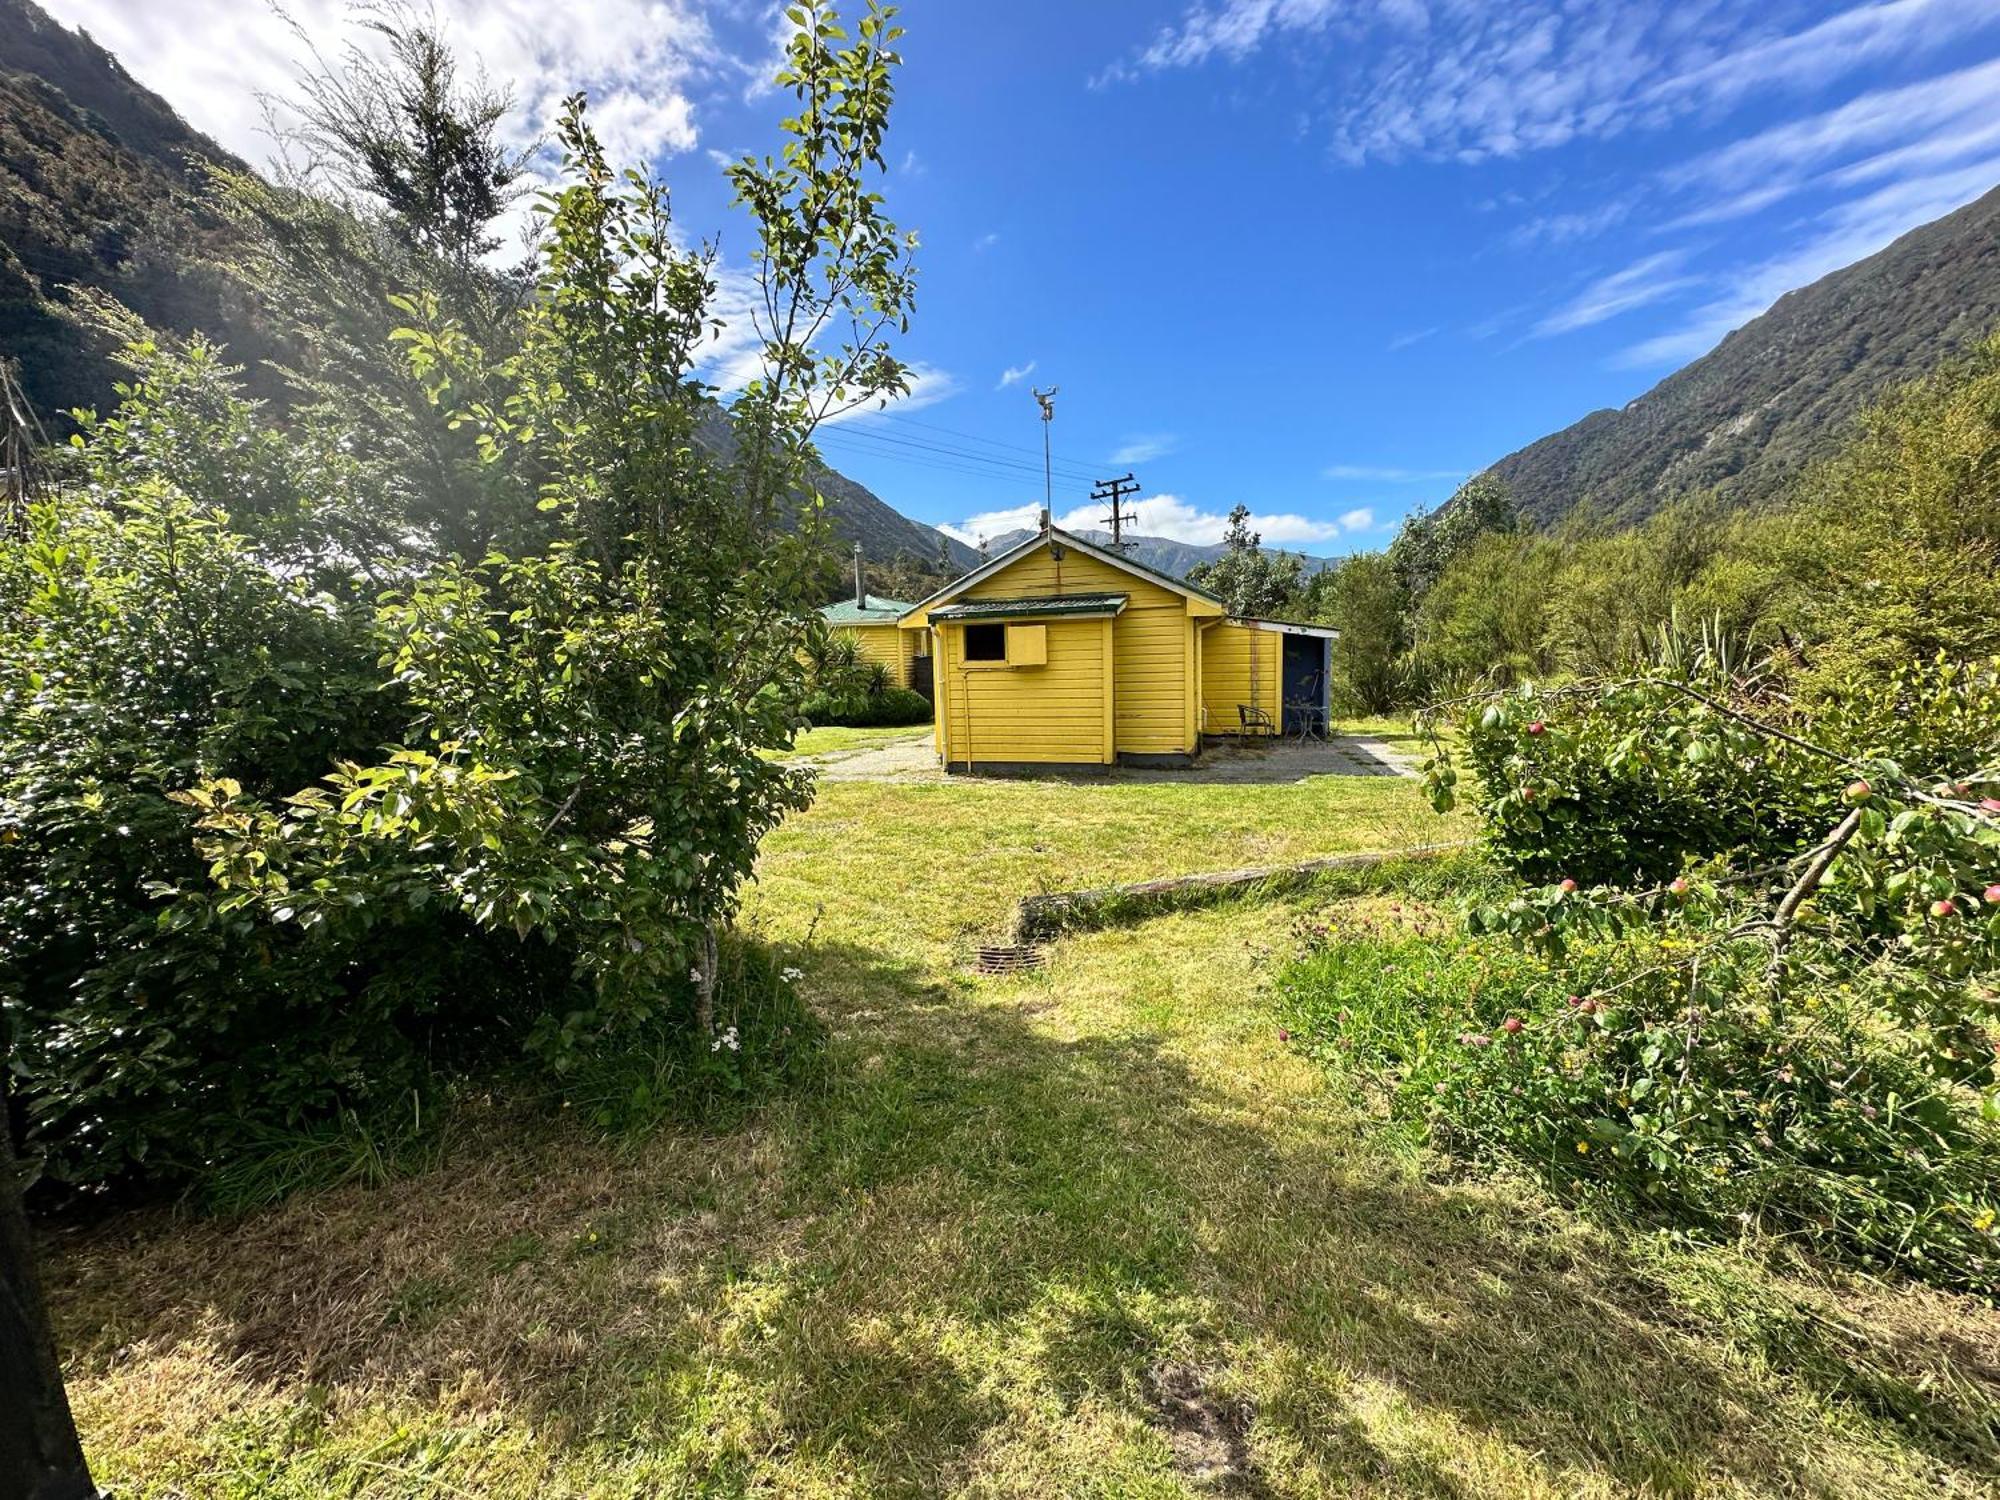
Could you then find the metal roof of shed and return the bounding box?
[928,592,1130,621]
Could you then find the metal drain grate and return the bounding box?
[973,943,1045,974]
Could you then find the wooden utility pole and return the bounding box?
[1091,473,1140,550]
[1,1070,100,1500]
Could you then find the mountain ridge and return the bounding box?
[0,0,973,572]
[1486,182,2000,528]
[978,526,1337,582]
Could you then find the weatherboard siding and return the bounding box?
[958,546,1195,757]
[938,615,1111,766]
[1201,622,1280,734]
[838,622,913,681]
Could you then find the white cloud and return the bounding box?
[973,231,1001,252]
[1533,251,1699,337]
[1668,55,2000,199]
[1385,326,1439,352]
[1322,464,1465,483]
[942,494,1343,548]
[1110,433,1177,464]
[818,362,962,425]
[42,0,729,177]
[1338,507,1376,532]
[997,360,1037,390]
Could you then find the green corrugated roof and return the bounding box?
[821,594,913,625]
[929,592,1129,621]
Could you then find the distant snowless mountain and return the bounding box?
[977,528,1338,582]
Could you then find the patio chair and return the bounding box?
[1237,703,1275,736]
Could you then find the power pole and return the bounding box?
[1031,386,1058,527]
[1091,473,1141,550]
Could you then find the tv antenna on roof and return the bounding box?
[1031,385,1058,525]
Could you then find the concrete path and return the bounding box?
[799,730,1423,785]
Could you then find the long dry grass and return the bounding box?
[45,747,2000,1496]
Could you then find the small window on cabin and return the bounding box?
[962,623,1006,661]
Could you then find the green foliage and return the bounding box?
[800,683,932,728]
[0,3,915,1191]
[1279,920,2000,1292]
[1362,646,2000,1293]
[1300,551,1407,714]
[1398,333,2000,700]
[1429,651,1999,890]
[1389,472,1517,605]
[1185,504,1304,617]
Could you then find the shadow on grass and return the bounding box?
[46,936,1996,1496]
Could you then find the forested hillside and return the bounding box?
[0,0,967,570]
[0,0,274,417]
[1490,182,2000,527]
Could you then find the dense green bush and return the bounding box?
[1293,643,2000,1293]
[801,683,932,727]
[1279,919,2000,1292]
[0,6,916,1192]
[1431,652,2000,887]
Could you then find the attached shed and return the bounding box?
[1200,617,1337,736]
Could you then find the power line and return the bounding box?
[810,433,1097,497]
[811,421,1098,484]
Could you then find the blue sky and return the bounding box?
[51,0,2000,553]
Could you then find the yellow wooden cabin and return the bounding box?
[819,589,922,686]
[898,525,1336,773]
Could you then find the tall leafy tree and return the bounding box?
[1187,504,1303,617]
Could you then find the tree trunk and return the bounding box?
[695,921,719,1035]
[0,1074,99,1500]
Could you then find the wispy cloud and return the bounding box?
[1322,464,1467,483]
[1099,0,2000,167]
[1674,55,2000,195]
[996,360,1037,390]
[973,231,1001,252]
[1386,326,1439,352]
[1533,251,1699,337]
[1110,433,1177,465]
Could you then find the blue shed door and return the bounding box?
[1281,635,1326,733]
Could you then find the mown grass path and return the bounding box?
[49,747,2000,1496]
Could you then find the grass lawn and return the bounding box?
[771,723,934,759]
[46,755,2000,1496]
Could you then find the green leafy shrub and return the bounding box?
[1279,921,2000,1292]
[1430,652,2000,888]
[800,683,931,727]
[0,6,916,1193]
[1337,649,2000,1293]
